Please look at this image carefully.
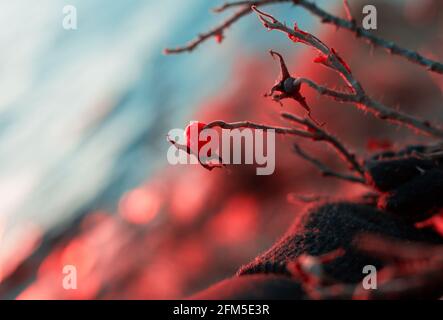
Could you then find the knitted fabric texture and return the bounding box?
[237,203,443,283]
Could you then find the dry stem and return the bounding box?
[252,7,443,138]
[205,117,366,184]
[171,0,443,74]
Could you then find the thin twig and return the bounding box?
[213,0,285,12]
[342,0,354,23]
[281,112,364,175]
[164,6,251,54]
[298,78,356,102]
[295,0,443,74]
[167,135,224,170]
[204,120,316,138]
[208,0,443,74]
[298,78,443,138]
[252,7,443,138]
[293,143,366,183]
[205,119,366,183]
[165,0,286,54]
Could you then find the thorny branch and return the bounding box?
[252,7,443,138]
[167,135,224,171]
[205,120,316,138]
[165,1,443,300]
[163,6,250,54]
[165,0,443,74]
[169,118,365,182]
[205,115,366,184]
[293,144,365,184]
[342,0,355,24]
[293,0,443,74]
[281,112,364,175]
[168,3,443,180]
[296,78,356,102]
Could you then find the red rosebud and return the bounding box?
[185,121,210,154]
[215,32,224,44]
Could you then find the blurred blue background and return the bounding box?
[0,0,329,245]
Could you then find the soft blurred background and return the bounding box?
[0,0,442,299]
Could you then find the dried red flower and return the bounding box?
[266,50,323,125]
[185,121,209,154]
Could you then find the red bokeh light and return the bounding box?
[119,188,162,225]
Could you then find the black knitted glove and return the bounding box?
[237,202,443,283]
[238,144,443,282]
[365,144,443,222]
